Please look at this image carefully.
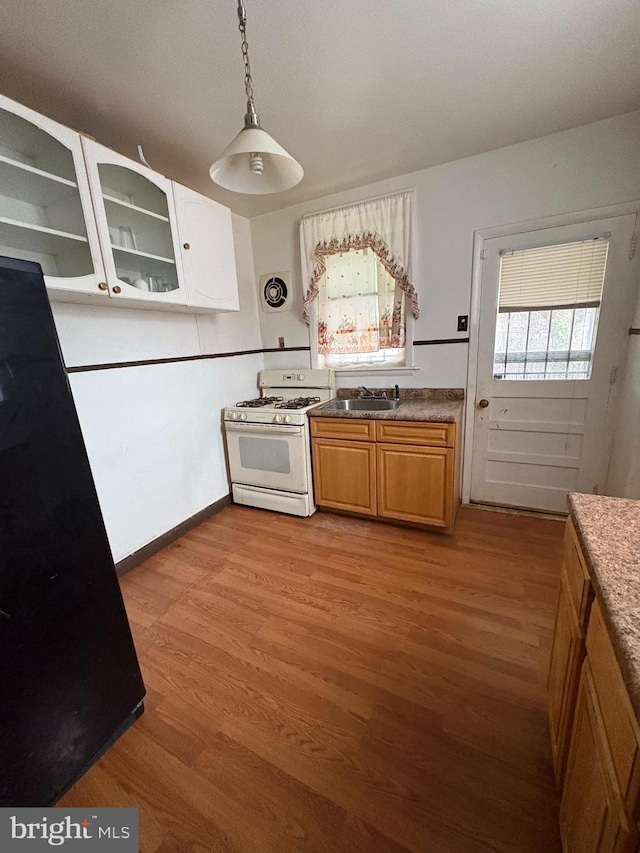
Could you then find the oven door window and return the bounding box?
[239,436,290,474]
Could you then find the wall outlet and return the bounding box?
[457,315,469,332]
[278,336,285,349]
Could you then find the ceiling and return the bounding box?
[1,0,639,218]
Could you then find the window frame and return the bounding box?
[301,188,419,375]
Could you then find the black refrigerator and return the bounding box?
[0,257,145,806]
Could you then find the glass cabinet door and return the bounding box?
[0,95,106,294]
[82,140,185,305]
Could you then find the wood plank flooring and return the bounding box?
[59,505,565,852]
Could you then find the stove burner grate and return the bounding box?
[235,396,284,408]
[274,396,322,410]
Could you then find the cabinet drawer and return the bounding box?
[564,520,594,629]
[375,420,454,447]
[586,600,640,818]
[311,418,375,441]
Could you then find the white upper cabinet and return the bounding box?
[0,93,240,313]
[0,93,107,297]
[173,182,239,312]
[82,139,187,307]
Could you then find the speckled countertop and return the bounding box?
[309,388,464,423]
[568,492,640,720]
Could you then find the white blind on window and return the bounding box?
[498,238,609,311]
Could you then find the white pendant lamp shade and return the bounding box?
[210,0,303,195]
[209,126,303,194]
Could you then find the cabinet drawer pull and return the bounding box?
[183,242,190,250]
[112,285,122,294]
[98,282,108,291]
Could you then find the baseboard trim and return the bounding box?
[115,494,231,577]
[465,500,566,521]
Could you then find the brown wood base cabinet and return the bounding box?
[548,519,640,852]
[561,661,636,852]
[311,418,459,531]
[547,571,586,785]
[548,521,593,784]
[311,438,377,516]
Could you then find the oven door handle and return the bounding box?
[225,421,304,436]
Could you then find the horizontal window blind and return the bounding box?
[498,237,609,312]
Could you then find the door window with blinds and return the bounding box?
[493,236,608,380]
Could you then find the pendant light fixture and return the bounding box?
[209,0,303,195]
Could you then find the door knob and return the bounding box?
[478,399,489,408]
[98,282,108,291]
[112,285,122,294]
[183,242,190,250]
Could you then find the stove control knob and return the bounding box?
[274,414,283,423]
[230,412,238,420]
[240,412,247,420]
[284,415,292,423]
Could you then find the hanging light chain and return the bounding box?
[209,0,303,191]
[237,1,255,109]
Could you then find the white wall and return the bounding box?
[608,291,640,499]
[52,214,263,562]
[252,110,640,390]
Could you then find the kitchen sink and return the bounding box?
[330,398,401,411]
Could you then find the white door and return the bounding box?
[172,182,239,312]
[0,93,106,296]
[82,139,186,306]
[470,213,639,512]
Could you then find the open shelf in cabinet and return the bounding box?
[111,244,175,264]
[103,194,169,223]
[0,156,78,208]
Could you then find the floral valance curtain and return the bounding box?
[300,191,419,325]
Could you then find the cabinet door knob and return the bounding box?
[112,285,122,294]
[183,242,190,250]
[98,281,108,291]
[478,399,489,408]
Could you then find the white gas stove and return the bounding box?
[225,394,324,426]
[224,369,335,517]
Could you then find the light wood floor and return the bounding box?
[60,505,565,852]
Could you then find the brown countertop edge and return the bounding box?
[310,388,464,423]
[567,492,640,722]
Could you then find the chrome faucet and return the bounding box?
[358,386,386,399]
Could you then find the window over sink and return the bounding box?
[316,247,406,368]
[300,191,419,371]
